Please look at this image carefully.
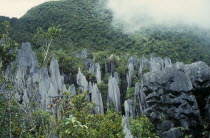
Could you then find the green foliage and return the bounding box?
[0,77,53,138]
[0,0,210,137]
[34,24,62,66]
[98,81,108,110]
[51,49,86,84]
[108,54,120,67]
[21,110,53,138]
[0,80,23,138]
[1,0,210,66]
[180,127,192,138]
[58,117,89,137]
[130,114,159,138]
[126,87,135,100]
[57,92,125,138]
[0,21,18,70]
[103,73,111,84]
[115,57,128,77]
[142,66,149,74]
[93,51,109,74]
[0,89,125,137]
[202,120,210,137]
[0,99,22,138]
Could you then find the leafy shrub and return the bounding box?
[57,92,125,138]
[130,114,159,138]
[21,110,53,138]
[126,87,135,100]
[0,21,18,70]
[98,81,108,110]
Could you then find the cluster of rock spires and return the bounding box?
[123,55,210,137]
[2,43,210,137]
[76,67,104,114]
[3,43,104,115]
[4,43,68,115]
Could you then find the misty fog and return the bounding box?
[106,0,210,33]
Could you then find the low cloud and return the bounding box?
[106,0,210,33]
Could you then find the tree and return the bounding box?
[34,25,62,66]
[0,21,18,70]
[130,114,159,138]
[56,92,125,138]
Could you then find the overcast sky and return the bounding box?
[0,0,52,18]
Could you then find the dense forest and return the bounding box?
[0,0,210,137]
[0,0,210,65]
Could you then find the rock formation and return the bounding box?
[142,60,210,136]
[134,82,148,115]
[5,43,67,113]
[126,62,134,90]
[122,116,133,138]
[2,43,210,137]
[89,83,104,114]
[77,68,88,93]
[89,60,101,84]
[107,76,121,113]
[124,99,135,118]
[68,84,76,98]
[123,54,210,137]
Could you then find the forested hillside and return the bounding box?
[1,0,210,137]
[0,0,210,65]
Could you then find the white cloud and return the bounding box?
[106,0,210,32]
[0,0,53,18]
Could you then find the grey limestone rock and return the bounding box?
[143,61,210,136]
[74,49,91,58]
[134,82,148,114]
[81,49,90,58]
[164,58,172,68]
[149,54,164,72]
[77,68,88,93]
[128,56,139,69]
[138,64,143,80]
[114,72,120,84]
[16,42,38,73]
[89,83,104,114]
[122,116,133,138]
[49,57,64,93]
[126,62,134,89]
[6,43,67,112]
[162,128,182,138]
[107,76,121,113]
[205,96,210,120]
[89,60,101,84]
[68,84,76,98]
[95,63,101,84]
[124,99,135,118]
[157,120,174,132]
[186,61,210,88]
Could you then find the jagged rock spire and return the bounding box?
[124,99,135,118]
[89,60,101,84]
[107,76,121,113]
[89,83,104,114]
[122,116,133,138]
[7,43,67,111]
[77,68,88,93]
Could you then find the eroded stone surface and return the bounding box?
[89,83,104,114]
[6,43,67,111]
[122,116,133,138]
[108,76,121,113]
[142,61,210,136]
[77,68,88,93]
